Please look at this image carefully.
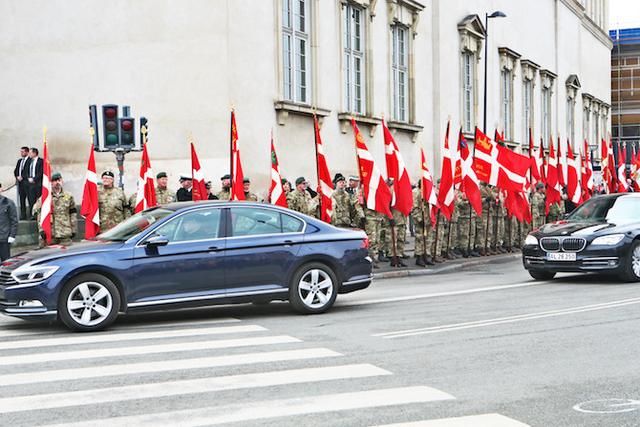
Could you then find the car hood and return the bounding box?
[537,220,630,237]
[2,240,125,270]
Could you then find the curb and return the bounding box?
[373,253,521,280]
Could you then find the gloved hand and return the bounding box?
[39,231,46,240]
[7,236,15,244]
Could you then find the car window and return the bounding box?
[606,197,640,224]
[99,208,174,241]
[154,208,222,242]
[230,207,303,237]
[569,196,640,224]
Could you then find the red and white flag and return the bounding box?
[536,137,546,185]
[545,141,562,215]
[437,121,455,220]
[528,129,541,185]
[581,140,593,201]
[419,148,438,227]
[351,119,392,218]
[383,120,413,216]
[600,138,612,193]
[557,137,566,188]
[314,116,334,223]
[230,111,245,201]
[618,143,629,192]
[268,134,287,208]
[134,144,157,213]
[39,136,52,245]
[472,127,529,192]
[190,142,208,201]
[566,143,581,205]
[458,130,482,216]
[80,144,100,239]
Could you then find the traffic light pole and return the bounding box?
[115,148,126,190]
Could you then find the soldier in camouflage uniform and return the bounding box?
[33,173,77,246]
[216,174,231,201]
[531,183,546,229]
[331,174,357,227]
[155,172,176,205]
[243,177,259,202]
[287,177,318,216]
[455,190,478,257]
[383,179,407,267]
[476,182,492,255]
[411,184,434,266]
[98,171,129,232]
[547,199,565,223]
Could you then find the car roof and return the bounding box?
[162,200,270,211]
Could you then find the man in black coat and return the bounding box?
[26,147,43,219]
[0,182,19,261]
[13,146,30,220]
[176,174,193,202]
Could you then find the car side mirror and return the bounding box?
[145,235,169,247]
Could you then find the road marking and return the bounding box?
[573,398,640,414]
[0,324,266,350]
[46,386,453,426]
[0,335,300,366]
[373,413,530,426]
[1,348,342,386]
[0,364,391,413]
[341,282,545,307]
[376,296,640,338]
[0,317,240,339]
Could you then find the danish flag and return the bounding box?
[190,142,208,201]
[420,148,438,227]
[566,143,582,205]
[268,134,287,208]
[134,143,157,212]
[458,130,482,216]
[39,137,52,244]
[80,144,100,239]
[314,116,334,223]
[436,121,455,220]
[383,120,413,216]
[230,111,245,201]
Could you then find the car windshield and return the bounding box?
[98,208,174,241]
[568,196,640,224]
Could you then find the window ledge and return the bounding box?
[274,101,331,126]
[337,113,382,136]
[386,121,424,142]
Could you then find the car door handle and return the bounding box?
[208,246,222,252]
[283,240,294,246]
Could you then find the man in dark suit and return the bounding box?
[26,147,43,219]
[13,146,30,220]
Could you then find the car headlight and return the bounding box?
[11,265,59,284]
[591,234,625,246]
[524,235,539,246]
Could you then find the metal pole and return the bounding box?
[313,115,322,217]
[483,13,489,134]
[229,111,234,195]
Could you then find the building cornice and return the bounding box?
[558,0,613,49]
[497,47,521,59]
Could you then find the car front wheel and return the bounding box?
[58,273,121,332]
[528,269,556,281]
[622,240,640,282]
[289,262,338,314]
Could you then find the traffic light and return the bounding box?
[118,117,136,149]
[102,104,119,149]
[89,105,99,150]
[140,117,148,145]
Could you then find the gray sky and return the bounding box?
[610,0,640,30]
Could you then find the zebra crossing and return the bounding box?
[0,317,529,426]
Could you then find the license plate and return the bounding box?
[546,252,576,261]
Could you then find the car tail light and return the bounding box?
[361,236,369,249]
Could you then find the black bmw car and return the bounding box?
[0,202,372,331]
[523,193,640,281]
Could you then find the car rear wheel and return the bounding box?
[289,262,338,314]
[528,269,556,281]
[622,240,640,282]
[58,273,120,332]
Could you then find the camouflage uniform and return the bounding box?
[331,188,357,227]
[98,186,129,232]
[476,184,493,253]
[411,188,433,259]
[156,186,176,205]
[547,201,565,223]
[364,207,384,261]
[532,191,546,229]
[127,193,137,216]
[216,188,231,201]
[244,192,259,202]
[456,193,476,255]
[287,190,317,216]
[384,208,407,258]
[33,190,77,246]
[434,211,449,258]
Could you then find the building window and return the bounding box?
[343,3,366,114]
[593,109,599,146]
[391,25,408,122]
[282,0,310,104]
[462,51,475,133]
[541,87,551,143]
[523,80,533,143]
[501,69,513,140]
[583,106,590,144]
[567,98,575,146]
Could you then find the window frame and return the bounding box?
[461,51,475,133]
[343,2,366,115]
[500,68,513,140]
[522,79,534,143]
[138,207,225,246]
[541,86,551,143]
[226,206,307,239]
[391,24,409,122]
[281,0,311,104]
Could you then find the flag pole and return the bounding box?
[229,109,234,196]
[313,113,322,217]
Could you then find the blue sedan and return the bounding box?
[0,202,372,331]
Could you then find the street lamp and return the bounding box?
[482,11,507,134]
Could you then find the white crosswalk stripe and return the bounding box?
[0,319,529,426]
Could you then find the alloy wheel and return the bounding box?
[632,246,640,279]
[297,269,333,309]
[66,281,113,327]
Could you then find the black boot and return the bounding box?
[416,256,426,267]
[378,251,390,262]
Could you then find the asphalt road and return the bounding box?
[1,258,640,426]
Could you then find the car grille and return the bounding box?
[540,238,560,252]
[562,238,587,252]
[0,270,16,287]
[540,237,586,253]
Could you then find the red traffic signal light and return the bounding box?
[102,104,119,148]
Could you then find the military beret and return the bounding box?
[536,182,544,190]
[179,173,192,181]
[102,171,115,178]
[295,176,307,185]
[51,172,62,181]
[243,177,250,183]
[220,174,231,180]
[348,175,360,181]
[333,173,345,183]
[156,172,167,179]
[281,178,289,185]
